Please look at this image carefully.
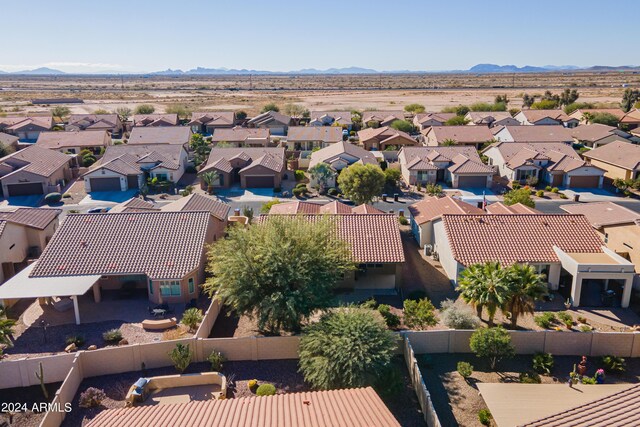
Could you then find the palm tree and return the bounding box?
[201,171,219,195]
[505,264,547,329]
[457,261,510,326]
[582,112,593,125]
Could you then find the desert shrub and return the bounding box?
[65,335,85,347]
[168,343,192,373]
[545,185,552,191]
[478,409,493,426]
[532,352,554,375]
[424,183,443,196]
[536,190,544,197]
[248,379,258,390]
[557,311,572,323]
[294,170,305,181]
[102,329,122,343]
[256,383,276,396]
[82,155,97,167]
[162,326,187,341]
[260,199,281,214]
[360,298,378,309]
[457,361,473,378]
[44,192,62,204]
[398,216,409,226]
[470,327,515,370]
[551,187,559,193]
[559,193,568,199]
[601,355,626,373]
[519,371,541,384]
[581,376,597,384]
[79,387,106,408]
[377,304,400,328]
[403,298,438,330]
[580,325,592,332]
[292,187,304,197]
[207,350,225,371]
[440,299,481,329]
[181,308,204,332]
[534,312,556,329]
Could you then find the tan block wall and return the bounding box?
[508,330,546,354]
[590,333,635,357]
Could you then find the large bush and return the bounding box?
[299,307,396,390]
[440,299,481,329]
[469,327,515,370]
[337,163,385,205]
[44,192,62,204]
[403,298,438,330]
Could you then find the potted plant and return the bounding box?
[564,298,572,309]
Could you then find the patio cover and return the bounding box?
[0,264,100,300]
[477,383,633,427]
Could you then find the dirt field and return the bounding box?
[0,72,635,116]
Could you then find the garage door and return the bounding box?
[6,182,44,196]
[456,175,487,188]
[127,175,139,189]
[90,177,121,192]
[569,175,600,188]
[245,175,274,188]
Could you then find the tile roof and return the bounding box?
[287,126,343,143]
[357,126,415,144]
[570,108,626,120]
[86,387,400,427]
[582,140,640,170]
[441,214,604,266]
[262,213,404,263]
[0,116,53,131]
[519,109,570,123]
[569,123,629,142]
[247,111,291,126]
[350,204,385,214]
[161,193,230,221]
[414,112,457,126]
[188,111,235,126]
[486,142,579,169]
[132,114,179,127]
[408,196,484,225]
[68,114,119,129]
[522,383,640,427]
[0,132,19,146]
[92,144,186,174]
[30,211,212,279]
[128,127,192,145]
[310,111,353,124]
[109,197,159,213]
[400,146,487,173]
[424,126,494,143]
[560,202,640,228]
[309,141,378,169]
[269,200,383,215]
[0,145,72,178]
[211,127,269,143]
[362,111,405,123]
[0,208,61,229]
[35,130,109,149]
[485,202,540,214]
[620,108,640,123]
[447,154,494,174]
[499,125,574,143]
[200,147,285,174]
[466,111,514,124]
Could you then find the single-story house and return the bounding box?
[570,123,639,148]
[0,210,218,320]
[128,126,192,148]
[408,196,483,247]
[493,125,574,144]
[269,200,384,215]
[161,193,230,241]
[362,111,404,128]
[0,133,19,150]
[413,112,457,131]
[286,126,343,150]
[132,114,179,127]
[515,110,578,127]
[422,126,495,149]
[0,207,60,285]
[432,213,636,307]
[569,108,626,125]
[309,111,353,130]
[560,202,640,285]
[399,146,494,188]
[0,146,74,197]
[358,126,417,151]
[582,140,640,181]
[308,141,378,188]
[620,108,640,130]
[247,111,292,136]
[35,130,111,156]
[483,141,605,188]
[199,147,286,189]
[0,116,54,142]
[262,212,404,290]
[85,388,400,427]
[211,127,271,147]
[465,111,520,127]
[66,114,123,136]
[188,111,235,134]
[82,144,188,192]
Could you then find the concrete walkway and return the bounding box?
[572,308,640,329]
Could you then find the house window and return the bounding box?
[155,173,168,181]
[159,280,181,296]
[516,169,536,181]
[148,279,153,295]
[188,278,195,294]
[417,171,429,181]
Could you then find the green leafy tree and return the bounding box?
[504,188,535,208]
[621,88,640,112]
[383,168,401,192]
[283,103,308,118]
[458,261,510,326]
[51,106,70,122]
[337,164,385,205]
[190,133,211,166]
[205,216,354,333]
[308,162,335,194]
[442,105,470,116]
[445,116,470,126]
[404,103,425,114]
[134,104,155,114]
[563,101,594,115]
[390,119,413,133]
[115,107,132,122]
[260,198,281,214]
[299,307,396,389]
[165,103,191,119]
[469,327,515,370]
[403,298,438,330]
[590,112,620,127]
[261,103,280,113]
[504,264,547,328]
[235,110,247,120]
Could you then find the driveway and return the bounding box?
[561,188,625,202]
[443,186,500,204]
[79,190,138,205]
[0,195,43,207]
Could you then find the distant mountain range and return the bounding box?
[0,64,639,75]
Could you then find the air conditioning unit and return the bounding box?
[424,244,433,256]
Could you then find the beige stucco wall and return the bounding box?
[602,223,640,274]
[587,158,633,181]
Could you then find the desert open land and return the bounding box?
[1,71,638,115]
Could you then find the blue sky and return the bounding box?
[2,0,638,73]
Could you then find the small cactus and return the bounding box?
[35,362,49,399]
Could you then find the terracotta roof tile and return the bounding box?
[132,114,179,127]
[519,110,570,123]
[499,125,573,143]
[560,202,640,228]
[485,202,540,214]
[161,194,230,221]
[287,126,342,143]
[424,126,494,143]
[309,141,378,169]
[247,111,291,126]
[36,131,110,150]
[128,127,191,145]
[362,111,404,123]
[0,208,60,229]
[447,154,494,174]
[582,140,640,171]
[211,127,269,143]
[188,111,235,126]
[201,147,285,175]
[109,198,159,213]
[0,145,72,177]
[269,201,384,215]
[408,196,484,225]
[0,116,53,131]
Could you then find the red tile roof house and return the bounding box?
[309,110,354,130]
[412,112,457,131]
[570,123,639,148]
[132,114,179,127]
[66,114,124,137]
[582,140,640,182]
[35,130,112,156]
[307,141,379,188]
[431,214,636,307]
[211,126,271,148]
[0,210,223,323]
[0,145,75,197]
[398,146,494,188]
[0,115,54,142]
[422,126,495,149]
[187,111,235,135]
[362,110,405,128]
[286,126,343,151]
[464,111,520,127]
[493,125,574,144]
[247,111,292,136]
[264,211,404,290]
[514,109,579,127]
[482,141,605,188]
[358,126,418,151]
[198,147,286,189]
[127,126,193,149]
[82,144,188,192]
